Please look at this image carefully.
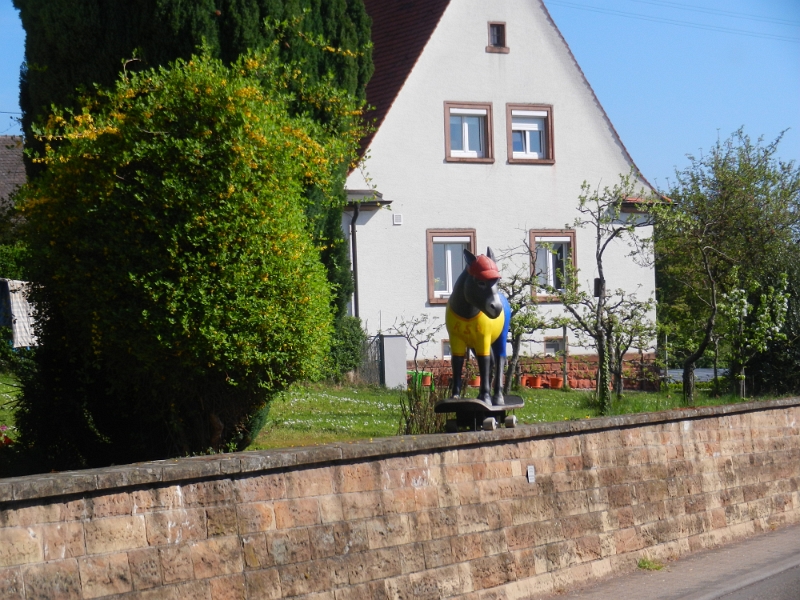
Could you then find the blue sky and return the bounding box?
[1,0,798,190]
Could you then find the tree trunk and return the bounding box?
[503,334,523,394]
[682,361,695,405]
[597,330,612,414]
[712,337,720,396]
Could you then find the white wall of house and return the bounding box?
[346,0,655,360]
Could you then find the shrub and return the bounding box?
[329,316,367,380]
[15,49,365,469]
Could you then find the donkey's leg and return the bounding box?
[493,355,506,406]
[451,355,465,398]
[477,354,492,403]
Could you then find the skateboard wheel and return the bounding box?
[504,415,517,428]
[446,419,458,433]
[482,417,497,431]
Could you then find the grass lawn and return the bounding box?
[248,381,764,450]
[0,370,777,452]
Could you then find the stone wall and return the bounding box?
[0,399,798,599]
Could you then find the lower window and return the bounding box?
[530,230,576,298]
[427,229,477,304]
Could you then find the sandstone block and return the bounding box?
[278,560,333,597]
[333,580,383,600]
[274,498,321,529]
[469,552,516,590]
[22,559,81,600]
[285,467,334,499]
[78,552,133,598]
[317,495,344,524]
[339,492,383,521]
[0,527,43,567]
[42,522,85,561]
[191,536,243,579]
[182,480,235,507]
[86,492,132,518]
[236,503,275,534]
[209,573,246,600]
[450,532,484,562]
[84,515,147,554]
[266,529,312,565]
[233,474,286,504]
[307,525,336,560]
[160,544,194,584]
[398,542,426,574]
[207,506,239,537]
[347,547,402,584]
[145,508,207,545]
[425,507,459,539]
[241,533,270,570]
[365,514,411,549]
[131,486,184,514]
[422,538,454,569]
[244,569,281,600]
[0,566,24,600]
[333,463,381,494]
[381,488,417,514]
[333,521,370,556]
[128,547,162,590]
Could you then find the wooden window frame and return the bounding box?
[427,228,477,305]
[486,22,509,54]
[506,103,555,165]
[444,102,494,164]
[529,229,576,303]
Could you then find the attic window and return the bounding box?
[487,23,509,54]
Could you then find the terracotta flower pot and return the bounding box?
[468,376,480,387]
[422,375,432,386]
[549,376,564,389]
[529,375,542,388]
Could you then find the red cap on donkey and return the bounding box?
[468,254,500,281]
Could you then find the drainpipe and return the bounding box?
[350,203,360,318]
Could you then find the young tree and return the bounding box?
[15,48,366,470]
[604,291,656,398]
[496,244,551,394]
[718,274,788,397]
[655,130,799,403]
[551,173,655,414]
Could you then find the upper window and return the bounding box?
[486,22,509,53]
[444,102,494,163]
[530,230,576,299]
[506,104,554,164]
[427,229,477,304]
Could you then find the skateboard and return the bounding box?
[434,395,524,432]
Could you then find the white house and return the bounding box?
[345,0,655,361]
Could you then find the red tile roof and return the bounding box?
[361,0,452,150]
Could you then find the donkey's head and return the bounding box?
[463,247,503,319]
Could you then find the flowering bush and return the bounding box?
[16,48,366,468]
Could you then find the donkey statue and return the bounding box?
[446,248,510,406]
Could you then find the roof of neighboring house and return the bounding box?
[361,0,451,150]
[0,136,25,205]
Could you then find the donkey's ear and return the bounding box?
[486,247,496,261]
[463,249,477,265]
